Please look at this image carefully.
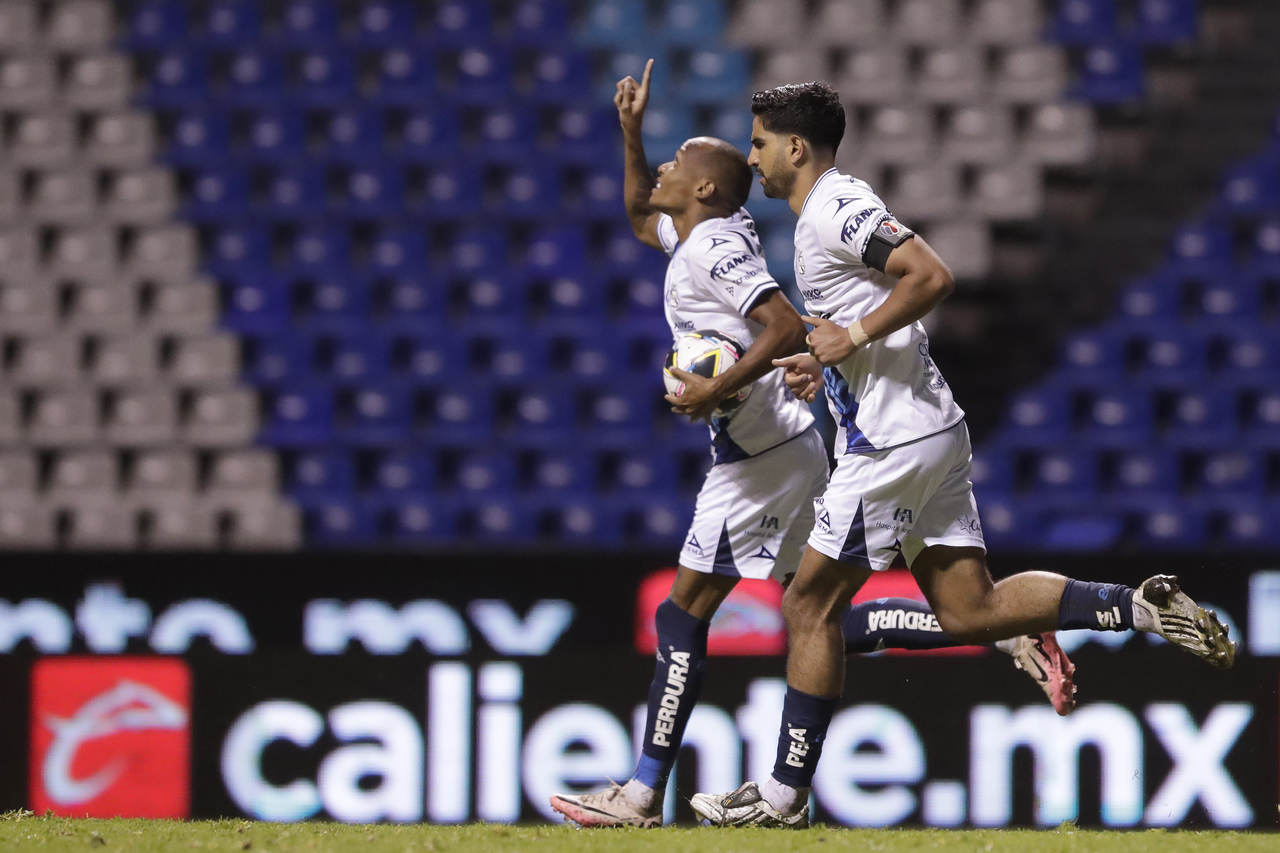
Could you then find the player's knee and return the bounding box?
[933,609,991,644]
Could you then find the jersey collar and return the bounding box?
[800,168,840,217]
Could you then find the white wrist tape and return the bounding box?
[847,320,871,348]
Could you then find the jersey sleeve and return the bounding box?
[694,225,780,317]
[656,214,679,257]
[819,194,915,274]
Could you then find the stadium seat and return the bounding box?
[260,385,336,446]
[321,107,387,162]
[919,48,986,105]
[549,499,625,546]
[371,450,436,496]
[1214,156,1280,218]
[244,334,315,387]
[223,48,286,107]
[1027,449,1099,508]
[260,165,328,218]
[1191,275,1262,330]
[1248,218,1280,272]
[1050,0,1119,44]
[836,48,909,107]
[222,277,292,334]
[300,275,372,331]
[661,0,726,45]
[1243,387,1280,449]
[463,496,537,543]
[1164,388,1238,448]
[577,0,648,46]
[428,389,497,446]
[528,49,593,104]
[529,450,597,497]
[338,164,406,217]
[1079,387,1155,447]
[809,0,885,47]
[477,107,540,164]
[494,168,563,219]
[626,495,694,546]
[322,333,393,384]
[1133,330,1208,386]
[450,47,513,104]
[373,48,437,105]
[678,50,751,104]
[277,0,341,47]
[977,493,1045,550]
[1040,513,1124,551]
[1055,326,1127,388]
[452,451,519,494]
[553,108,618,164]
[613,449,679,496]
[510,0,572,45]
[1135,506,1208,550]
[1114,274,1181,330]
[167,109,231,165]
[306,499,380,546]
[508,386,576,447]
[374,274,439,327]
[640,106,697,161]
[400,327,457,385]
[294,50,358,106]
[994,46,1069,104]
[128,1,189,49]
[941,106,1017,166]
[969,447,1017,499]
[1196,450,1266,497]
[1104,448,1181,510]
[242,109,307,163]
[1219,331,1279,388]
[183,165,250,220]
[1071,42,1144,104]
[284,224,352,275]
[993,386,1073,448]
[381,495,458,542]
[1131,0,1198,44]
[354,0,418,45]
[340,382,414,445]
[1166,220,1234,275]
[431,0,493,47]
[422,164,484,218]
[1221,506,1280,549]
[586,390,653,446]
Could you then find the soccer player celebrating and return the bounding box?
[549,63,1078,830]
[688,82,1235,829]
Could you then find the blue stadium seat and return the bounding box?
[565,336,628,384]
[371,450,437,497]
[223,48,286,107]
[970,448,1016,500]
[368,227,430,275]
[993,386,1072,448]
[321,107,387,162]
[613,449,679,495]
[452,451,519,493]
[528,450,597,496]
[201,1,264,45]
[1079,386,1154,447]
[1221,506,1280,549]
[579,166,625,218]
[510,0,572,45]
[277,0,341,47]
[1104,447,1181,510]
[553,108,619,164]
[243,333,314,387]
[341,382,414,445]
[261,385,336,446]
[678,50,751,104]
[549,499,624,546]
[976,494,1045,550]
[301,275,372,331]
[1131,0,1198,44]
[587,389,653,446]
[1214,156,1280,218]
[399,108,462,161]
[1071,42,1144,103]
[1133,330,1208,386]
[1247,218,1280,272]
[482,333,553,384]
[1164,388,1238,448]
[167,109,231,165]
[450,228,508,275]
[540,274,607,319]
[1050,0,1119,44]
[1219,331,1280,388]
[260,165,328,218]
[1243,387,1280,449]
[1115,273,1181,329]
[222,276,292,333]
[1040,513,1124,551]
[1055,326,1127,387]
[306,500,380,546]
[662,0,728,46]
[710,107,754,151]
[146,51,210,107]
[1197,450,1266,498]
[528,50,593,104]
[322,333,393,384]
[183,165,250,220]
[288,449,357,502]
[354,0,419,45]
[509,386,576,447]
[207,223,272,275]
[597,49,672,104]
[242,109,307,163]
[128,1,189,49]
[422,164,484,218]
[373,48,437,106]
[375,274,440,327]
[283,224,352,274]
[294,50,358,106]
[1166,220,1234,275]
[626,495,695,546]
[382,496,459,542]
[477,107,539,163]
[429,389,497,445]
[464,497,537,542]
[450,47,513,104]
[456,275,525,319]
[617,272,667,318]
[494,168,563,218]
[1192,275,1262,330]
[577,0,649,46]
[1135,506,1208,550]
[1027,449,1099,508]
[400,327,458,385]
[430,0,494,47]
[338,164,406,217]
[526,226,588,276]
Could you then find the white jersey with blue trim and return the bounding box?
[793,169,964,456]
[657,209,814,464]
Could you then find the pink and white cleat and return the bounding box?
[550,784,662,828]
[1003,632,1077,715]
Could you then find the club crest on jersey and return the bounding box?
[840,208,879,244]
[879,218,905,237]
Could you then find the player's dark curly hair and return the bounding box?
[750,82,846,154]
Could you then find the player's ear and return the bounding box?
[694,178,716,200]
[789,135,806,166]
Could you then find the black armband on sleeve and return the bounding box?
[861,218,915,273]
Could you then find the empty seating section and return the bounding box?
[981,96,1280,550]
[0,0,299,550]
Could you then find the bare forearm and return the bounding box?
[622,128,657,235]
[858,268,954,341]
[712,317,806,398]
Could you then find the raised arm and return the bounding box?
[615,58,663,250]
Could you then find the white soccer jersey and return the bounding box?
[657,209,814,463]
[793,168,965,455]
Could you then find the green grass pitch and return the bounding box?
[1,813,1274,853]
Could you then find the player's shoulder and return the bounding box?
[690,210,762,261]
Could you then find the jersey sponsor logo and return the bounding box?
[651,649,691,747]
[800,287,823,300]
[710,252,755,281]
[673,320,695,331]
[840,207,880,245]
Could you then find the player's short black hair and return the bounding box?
[712,145,754,210]
[750,82,846,153]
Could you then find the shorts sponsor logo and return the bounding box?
[682,533,706,557]
[30,657,191,818]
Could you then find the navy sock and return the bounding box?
[632,599,709,789]
[841,597,957,653]
[771,686,838,789]
[1058,579,1135,631]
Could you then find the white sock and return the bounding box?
[760,776,807,815]
[621,778,660,812]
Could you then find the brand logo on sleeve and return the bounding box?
[840,208,880,244]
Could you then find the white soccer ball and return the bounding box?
[663,330,752,415]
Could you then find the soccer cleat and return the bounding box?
[1007,632,1077,716]
[1132,574,1236,669]
[689,782,809,829]
[549,783,662,828]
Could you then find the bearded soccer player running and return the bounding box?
[549,62,1079,830]
[688,82,1236,830]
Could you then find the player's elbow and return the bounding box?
[929,263,956,300]
[777,313,809,356]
